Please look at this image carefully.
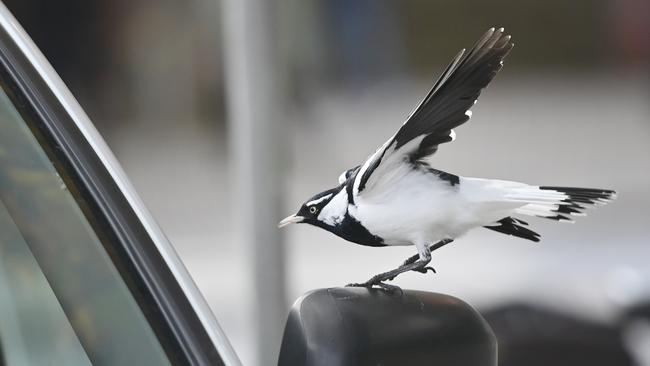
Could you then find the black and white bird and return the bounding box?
[278,28,616,290]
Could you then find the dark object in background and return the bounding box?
[623,300,650,324]
[482,303,634,366]
[620,300,650,363]
[278,288,496,366]
[2,0,110,95]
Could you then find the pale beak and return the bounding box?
[278,214,304,228]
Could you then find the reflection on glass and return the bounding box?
[0,85,172,365]
[0,200,92,366]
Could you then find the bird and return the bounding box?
[278,28,616,291]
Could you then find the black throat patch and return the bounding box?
[314,212,385,247]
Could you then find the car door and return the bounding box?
[0,3,240,365]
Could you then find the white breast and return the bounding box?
[349,167,474,246]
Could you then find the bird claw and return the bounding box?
[385,265,435,281]
[376,282,403,294]
[345,281,402,294]
[414,266,436,274]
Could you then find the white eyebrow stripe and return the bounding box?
[306,193,333,206]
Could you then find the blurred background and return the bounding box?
[2,0,649,365]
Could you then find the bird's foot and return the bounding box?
[396,239,454,277]
[346,245,447,293]
[389,254,436,280]
[346,268,408,293]
[346,280,402,294]
[386,265,435,281]
[413,266,436,274]
[386,266,438,281]
[375,282,402,294]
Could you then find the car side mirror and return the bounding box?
[278,288,496,366]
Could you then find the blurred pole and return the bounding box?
[221,0,288,365]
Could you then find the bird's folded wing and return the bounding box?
[353,28,514,197]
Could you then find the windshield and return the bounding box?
[0,84,172,365]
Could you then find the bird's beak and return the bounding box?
[278,214,304,228]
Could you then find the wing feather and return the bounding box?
[353,28,514,198]
[395,28,513,152]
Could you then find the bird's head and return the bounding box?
[278,186,348,229]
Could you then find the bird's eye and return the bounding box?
[309,206,318,214]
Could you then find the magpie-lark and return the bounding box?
[278,28,616,290]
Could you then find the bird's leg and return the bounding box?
[400,238,454,275]
[347,243,433,289]
[347,256,430,289]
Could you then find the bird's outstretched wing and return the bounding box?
[351,28,514,198]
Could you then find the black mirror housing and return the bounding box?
[278,288,496,366]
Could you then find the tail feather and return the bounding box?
[483,185,616,242]
[510,186,616,222]
[541,186,616,206]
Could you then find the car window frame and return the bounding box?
[0,4,240,366]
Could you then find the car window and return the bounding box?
[0,200,91,366]
[0,85,172,365]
